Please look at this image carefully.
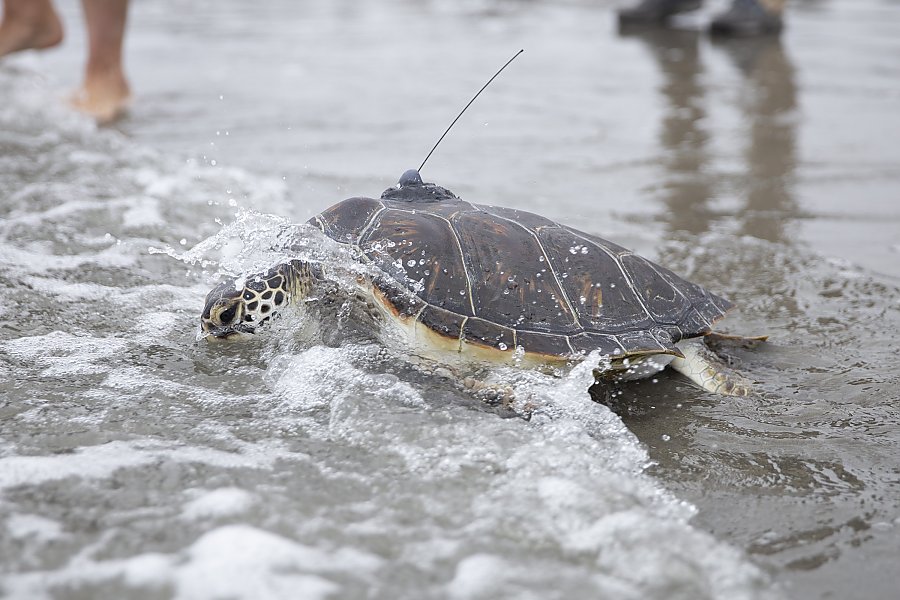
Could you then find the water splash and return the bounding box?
[0,63,782,600]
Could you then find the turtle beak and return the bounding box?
[199,322,255,342]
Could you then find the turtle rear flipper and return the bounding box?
[671,338,753,396]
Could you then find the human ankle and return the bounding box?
[758,0,785,15]
[0,6,63,55]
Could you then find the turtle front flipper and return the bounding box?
[670,338,753,397]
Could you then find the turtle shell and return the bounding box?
[308,175,731,362]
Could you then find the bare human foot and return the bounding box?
[0,0,64,58]
[70,68,131,124]
[71,0,131,124]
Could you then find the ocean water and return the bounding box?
[2,1,900,599]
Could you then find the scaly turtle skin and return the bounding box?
[201,170,754,396]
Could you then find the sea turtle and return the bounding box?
[200,169,757,397]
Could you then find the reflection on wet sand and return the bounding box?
[630,29,715,235]
[607,18,900,597]
[626,29,798,243]
[723,37,798,243]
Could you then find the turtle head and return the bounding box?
[200,260,315,341]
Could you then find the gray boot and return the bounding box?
[618,0,702,26]
[709,0,783,36]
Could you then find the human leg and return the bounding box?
[70,0,130,123]
[0,0,63,58]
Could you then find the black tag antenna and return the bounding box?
[418,49,524,174]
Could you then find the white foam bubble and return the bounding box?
[447,553,513,599]
[0,243,136,276]
[586,511,776,600]
[5,513,64,542]
[121,196,166,229]
[2,524,384,600]
[129,311,181,337]
[172,526,344,600]
[0,441,154,491]
[120,553,174,589]
[0,439,285,491]
[266,344,427,416]
[2,331,129,377]
[180,488,256,520]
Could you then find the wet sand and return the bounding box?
[4,0,900,598]
[37,0,900,277]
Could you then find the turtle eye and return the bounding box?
[218,305,237,325]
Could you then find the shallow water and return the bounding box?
[2,1,900,599]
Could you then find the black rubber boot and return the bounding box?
[709,0,783,36]
[618,0,702,26]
